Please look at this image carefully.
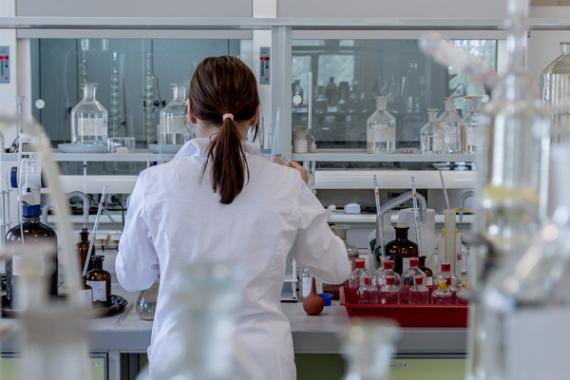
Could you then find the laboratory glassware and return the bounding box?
[438,98,462,153]
[341,320,399,380]
[85,255,111,305]
[378,275,399,305]
[479,144,570,380]
[109,51,122,138]
[358,276,379,304]
[366,96,396,153]
[401,257,426,304]
[158,83,190,146]
[76,227,94,273]
[292,79,304,107]
[386,225,418,275]
[420,108,443,153]
[434,262,458,287]
[136,281,159,321]
[303,277,325,315]
[5,203,58,310]
[463,96,483,154]
[418,256,434,286]
[349,259,366,289]
[541,42,570,144]
[375,259,401,288]
[432,278,453,305]
[409,276,429,304]
[70,82,108,145]
[144,52,157,146]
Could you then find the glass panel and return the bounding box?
[291,39,497,151]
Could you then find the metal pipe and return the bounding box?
[380,191,427,222]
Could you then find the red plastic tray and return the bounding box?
[343,303,468,328]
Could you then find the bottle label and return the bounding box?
[425,276,433,287]
[86,280,108,302]
[78,118,106,137]
[79,288,93,307]
[506,308,570,379]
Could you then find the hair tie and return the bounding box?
[222,113,234,121]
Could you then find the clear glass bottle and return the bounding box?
[434,262,458,287]
[341,320,399,380]
[70,82,108,145]
[158,83,190,146]
[374,259,401,289]
[358,276,379,304]
[401,257,426,304]
[432,278,453,305]
[366,96,396,153]
[385,224,419,275]
[346,259,366,304]
[541,42,570,144]
[462,96,483,154]
[479,144,570,380]
[5,204,58,310]
[136,281,159,321]
[420,108,443,153]
[378,275,399,305]
[437,98,462,153]
[409,276,429,304]
[85,255,111,306]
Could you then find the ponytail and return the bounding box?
[205,117,249,204]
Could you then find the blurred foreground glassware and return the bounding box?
[71,82,108,145]
[541,42,570,144]
[341,319,399,380]
[366,96,396,153]
[480,144,570,380]
[158,83,190,146]
[136,281,159,321]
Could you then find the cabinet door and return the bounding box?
[0,355,107,380]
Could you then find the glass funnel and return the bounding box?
[341,320,399,380]
[437,98,462,153]
[70,82,108,145]
[366,96,396,153]
[541,42,570,144]
[158,83,190,146]
[480,144,570,380]
[463,96,483,154]
[420,108,442,153]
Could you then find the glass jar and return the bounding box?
[366,96,396,153]
[420,108,443,153]
[158,83,190,146]
[462,96,483,154]
[385,224,418,275]
[437,98,462,153]
[85,255,111,306]
[71,82,108,145]
[136,281,159,321]
[541,42,570,144]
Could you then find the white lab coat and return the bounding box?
[116,138,350,380]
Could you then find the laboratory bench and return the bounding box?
[0,291,467,380]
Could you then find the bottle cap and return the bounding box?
[363,277,372,286]
[395,223,409,230]
[441,263,451,272]
[22,204,42,218]
[385,275,395,285]
[409,257,419,268]
[355,259,365,269]
[414,276,424,286]
[383,260,394,270]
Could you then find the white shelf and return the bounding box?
[1,151,175,162]
[292,151,475,163]
[328,212,475,225]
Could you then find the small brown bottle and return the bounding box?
[385,224,418,275]
[76,228,94,273]
[85,255,111,306]
[419,256,434,287]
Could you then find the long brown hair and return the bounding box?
[188,56,260,204]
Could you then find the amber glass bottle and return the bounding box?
[5,204,58,309]
[85,255,111,306]
[385,225,418,275]
[76,227,94,273]
[419,256,434,286]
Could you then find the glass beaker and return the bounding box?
[366,96,396,153]
[71,82,108,145]
[462,96,483,154]
[341,320,399,380]
[136,281,159,321]
[158,83,190,146]
[437,98,462,153]
[541,42,570,144]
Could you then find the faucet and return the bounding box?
[459,191,475,222]
[42,191,90,226]
[380,191,427,223]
